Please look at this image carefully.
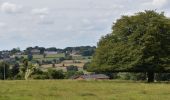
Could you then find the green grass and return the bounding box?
[46,53,65,58]
[0,80,170,100]
[72,55,92,61]
[21,53,65,59]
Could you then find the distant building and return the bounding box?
[31,49,40,54]
[71,74,110,80]
[0,51,10,59]
[15,52,22,55]
[44,51,58,55]
[70,50,80,56]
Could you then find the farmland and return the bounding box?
[0,80,170,100]
[20,53,65,60]
[16,53,91,72]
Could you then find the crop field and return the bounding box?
[0,80,170,100]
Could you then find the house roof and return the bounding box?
[31,49,40,53]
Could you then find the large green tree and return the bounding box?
[89,10,170,82]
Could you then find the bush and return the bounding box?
[117,73,146,81]
[66,65,78,71]
[0,62,10,80]
[65,71,84,79]
[59,57,65,62]
[31,74,48,79]
[155,73,170,81]
[47,69,65,79]
[65,55,72,60]
[83,62,90,70]
[27,54,33,61]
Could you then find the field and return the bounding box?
[20,53,65,60]
[0,80,170,100]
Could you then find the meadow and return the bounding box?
[21,53,65,60]
[0,80,170,100]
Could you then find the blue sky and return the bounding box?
[0,0,170,50]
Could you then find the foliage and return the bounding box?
[47,69,65,79]
[65,71,84,79]
[90,10,170,82]
[83,62,90,70]
[31,69,49,79]
[27,54,33,61]
[155,73,170,81]
[66,65,78,71]
[117,73,146,80]
[11,63,20,78]
[0,62,10,80]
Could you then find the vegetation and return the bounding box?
[90,10,170,82]
[66,65,78,71]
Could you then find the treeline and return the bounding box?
[6,46,96,56]
[0,61,84,80]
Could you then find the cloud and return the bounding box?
[0,2,22,13]
[31,7,53,25]
[1,0,170,50]
[31,8,49,15]
[152,0,167,7]
[142,0,169,8]
[0,22,7,28]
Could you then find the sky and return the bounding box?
[0,0,170,50]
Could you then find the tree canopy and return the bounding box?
[89,10,170,82]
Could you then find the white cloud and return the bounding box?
[152,0,167,7]
[66,25,73,31]
[31,8,54,25]
[0,2,21,13]
[143,0,168,8]
[0,22,7,28]
[1,0,170,50]
[82,19,91,25]
[31,8,49,15]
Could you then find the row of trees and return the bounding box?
[0,60,84,80]
[24,46,96,56]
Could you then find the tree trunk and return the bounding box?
[147,71,154,83]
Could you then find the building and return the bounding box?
[44,51,58,55]
[72,74,110,80]
[31,49,40,54]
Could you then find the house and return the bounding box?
[70,49,80,56]
[0,51,10,59]
[31,49,40,54]
[44,51,58,55]
[71,74,110,80]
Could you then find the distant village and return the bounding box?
[0,46,96,62]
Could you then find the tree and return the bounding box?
[11,63,20,78]
[89,10,170,82]
[43,53,46,58]
[65,71,84,79]
[27,54,33,61]
[0,62,10,80]
[47,69,65,79]
[83,62,90,70]
[10,48,20,55]
[66,65,78,71]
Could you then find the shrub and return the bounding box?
[47,69,65,79]
[65,71,84,79]
[66,65,78,71]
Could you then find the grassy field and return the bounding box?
[20,53,65,60]
[41,60,88,68]
[0,80,170,100]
